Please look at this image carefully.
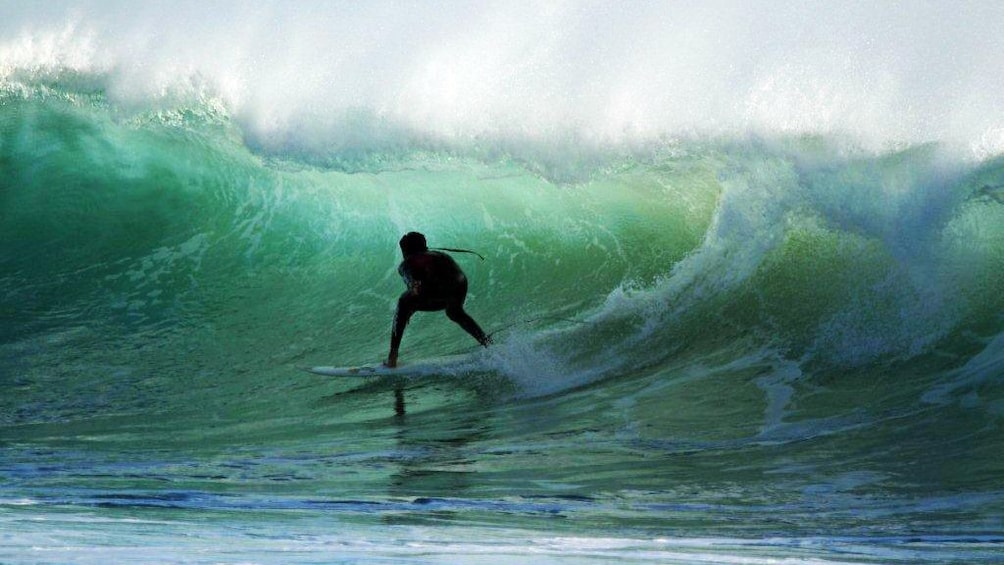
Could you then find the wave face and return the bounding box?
[2,3,1004,563]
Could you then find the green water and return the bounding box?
[1,75,1003,563]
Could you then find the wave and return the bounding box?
[2,16,1003,551]
[0,17,1002,520]
[2,75,1003,419]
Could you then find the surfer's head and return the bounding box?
[399,232,428,257]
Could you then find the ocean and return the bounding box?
[1,2,1002,563]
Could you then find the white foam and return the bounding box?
[0,498,39,506]
[0,515,926,565]
[2,2,1004,154]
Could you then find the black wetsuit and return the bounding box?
[389,250,489,360]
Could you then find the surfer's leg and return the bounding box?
[442,278,489,346]
[445,304,490,347]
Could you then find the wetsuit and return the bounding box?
[388,250,489,366]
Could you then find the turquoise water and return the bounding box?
[3,3,1004,563]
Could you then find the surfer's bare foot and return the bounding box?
[384,355,397,368]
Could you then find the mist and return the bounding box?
[3,0,1004,155]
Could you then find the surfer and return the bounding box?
[386,232,490,368]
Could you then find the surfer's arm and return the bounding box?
[386,294,416,368]
[387,312,403,367]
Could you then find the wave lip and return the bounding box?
[4,3,1004,156]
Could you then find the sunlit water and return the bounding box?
[2,2,1003,562]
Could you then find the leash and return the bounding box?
[486,315,591,341]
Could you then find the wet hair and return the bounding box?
[399,232,428,256]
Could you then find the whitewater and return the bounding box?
[1,1,1003,563]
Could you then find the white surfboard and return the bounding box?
[303,353,478,378]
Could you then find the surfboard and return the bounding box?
[303,353,478,378]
